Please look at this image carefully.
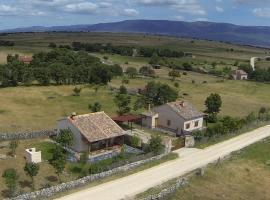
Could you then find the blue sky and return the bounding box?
[0,0,270,29]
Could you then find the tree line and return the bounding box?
[71,42,185,58]
[0,40,14,46]
[0,48,123,87]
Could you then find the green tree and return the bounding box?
[205,93,222,114]
[9,140,19,157]
[146,135,164,155]
[24,163,39,190]
[49,147,67,183]
[126,67,137,78]
[149,53,160,65]
[73,87,82,96]
[121,77,129,85]
[89,102,102,112]
[144,82,178,106]
[114,94,131,115]
[48,42,57,48]
[119,85,127,94]
[2,168,19,197]
[56,129,74,147]
[169,70,181,80]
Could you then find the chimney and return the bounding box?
[180,101,185,107]
[70,112,77,120]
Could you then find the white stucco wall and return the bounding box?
[183,117,204,132]
[153,104,203,134]
[57,119,89,152]
[25,148,42,163]
[142,114,159,129]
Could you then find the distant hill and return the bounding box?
[2,20,270,47]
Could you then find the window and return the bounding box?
[167,120,171,126]
[195,121,199,127]
[185,123,190,129]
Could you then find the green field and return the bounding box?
[0,69,269,132]
[0,32,268,132]
[0,32,268,65]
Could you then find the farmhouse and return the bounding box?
[19,56,33,64]
[57,112,126,153]
[232,69,248,80]
[142,101,204,135]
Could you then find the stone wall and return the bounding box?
[9,153,168,200]
[141,178,188,200]
[0,130,56,141]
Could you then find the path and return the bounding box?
[57,124,270,200]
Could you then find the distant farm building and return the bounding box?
[142,101,204,135]
[57,112,126,153]
[25,148,42,163]
[19,56,33,64]
[232,69,248,80]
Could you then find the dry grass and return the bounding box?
[0,139,77,198]
[164,160,270,200]
[111,69,270,118]
[0,85,117,132]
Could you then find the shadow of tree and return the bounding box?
[19,180,32,189]
[46,175,58,182]
[1,189,11,198]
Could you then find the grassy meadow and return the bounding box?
[0,32,268,131]
[0,69,269,132]
[0,32,269,64]
[136,138,270,200]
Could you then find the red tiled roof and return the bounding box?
[112,114,142,122]
[69,112,125,143]
[19,56,33,63]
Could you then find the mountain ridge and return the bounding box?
[2,20,270,47]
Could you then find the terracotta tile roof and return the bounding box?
[167,101,204,120]
[19,56,33,63]
[234,70,247,76]
[68,112,125,143]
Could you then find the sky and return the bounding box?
[1,0,270,29]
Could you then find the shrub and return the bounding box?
[174,82,179,88]
[145,135,164,155]
[207,113,218,123]
[73,87,82,96]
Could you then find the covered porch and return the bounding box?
[84,135,125,152]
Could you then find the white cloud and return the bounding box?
[196,17,208,21]
[253,8,270,18]
[174,15,184,21]
[63,2,98,14]
[216,6,224,12]
[122,8,139,16]
[133,0,206,16]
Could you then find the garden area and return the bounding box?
[0,127,178,199]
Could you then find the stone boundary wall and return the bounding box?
[9,153,168,200]
[141,178,188,200]
[0,130,57,141]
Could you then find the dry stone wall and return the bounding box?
[9,153,167,200]
[0,130,56,141]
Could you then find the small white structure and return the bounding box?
[142,101,204,135]
[25,148,42,163]
[142,111,159,129]
[185,135,195,148]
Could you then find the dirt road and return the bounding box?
[57,124,270,200]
